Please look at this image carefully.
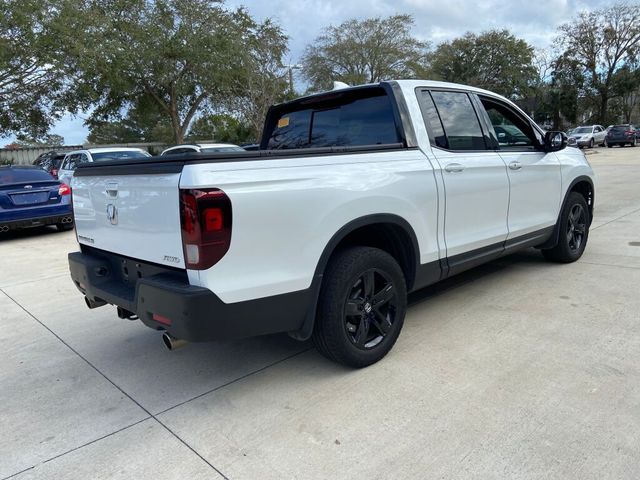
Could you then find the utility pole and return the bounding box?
[287,64,301,95]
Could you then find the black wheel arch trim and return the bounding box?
[538,175,595,250]
[288,213,424,341]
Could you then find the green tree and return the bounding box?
[227,20,291,139]
[0,0,64,138]
[86,94,173,144]
[547,55,586,129]
[557,3,640,123]
[428,30,536,98]
[301,15,428,91]
[611,64,640,123]
[59,0,288,144]
[186,114,253,144]
[14,133,65,147]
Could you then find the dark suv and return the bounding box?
[33,151,68,178]
[605,124,638,147]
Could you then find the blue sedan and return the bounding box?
[0,165,74,233]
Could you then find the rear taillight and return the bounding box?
[58,184,71,196]
[180,188,232,270]
[626,130,634,135]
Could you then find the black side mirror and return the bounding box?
[544,131,567,152]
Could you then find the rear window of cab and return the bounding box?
[264,87,401,149]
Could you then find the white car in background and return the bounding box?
[58,148,151,186]
[567,125,606,148]
[160,143,245,156]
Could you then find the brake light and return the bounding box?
[180,188,232,270]
[152,313,172,326]
[626,130,634,135]
[58,184,71,196]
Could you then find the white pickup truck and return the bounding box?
[68,80,595,367]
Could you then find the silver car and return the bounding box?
[567,125,606,148]
[58,148,151,186]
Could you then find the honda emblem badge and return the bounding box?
[106,204,118,225]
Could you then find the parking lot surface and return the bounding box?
[1,147,639,479]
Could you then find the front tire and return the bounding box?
[589,138,594,149]
[542,192,590,263]
[312,247,407,368]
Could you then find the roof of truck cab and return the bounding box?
[393,79,507,98]
[278,79,513,108]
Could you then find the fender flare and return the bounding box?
[288,213,421,341]
[538,175,595,250]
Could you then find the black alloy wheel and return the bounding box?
[567,204,587,254]
[542,192,590,263]
[312,246,407,368]
[343,268,398,350]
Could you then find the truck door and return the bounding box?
[475,94,562,241]
[417,89,510,275]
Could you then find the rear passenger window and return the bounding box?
[418,91,447,149]
[429,91,486,151]
[265,88,400,149]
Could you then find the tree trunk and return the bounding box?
[174,127,184,144]
[599,93,609,124]
[169,109,183,144]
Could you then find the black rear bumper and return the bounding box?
[1,213,74,230]
[68,247,312,342]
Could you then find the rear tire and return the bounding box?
[312,246,407,368]
[589,138,594,149]
[542,192,590,263]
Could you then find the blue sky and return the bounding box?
[4,0,609,146]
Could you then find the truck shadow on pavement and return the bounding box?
[75,247,551,414]
[408,248,547,307]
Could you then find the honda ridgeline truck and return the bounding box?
[68,80,595,367]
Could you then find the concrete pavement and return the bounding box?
[1,147,639,479]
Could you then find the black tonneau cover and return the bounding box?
[73,143,408,176]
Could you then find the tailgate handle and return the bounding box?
[106,183,118,198]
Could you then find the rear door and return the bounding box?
[72,170,186,268]
[476,95,561,240]
[417,89,510,267]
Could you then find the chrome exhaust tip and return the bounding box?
[61,216,73,224]
[162,332,187,351]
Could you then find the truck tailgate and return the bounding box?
[72,173,186,268]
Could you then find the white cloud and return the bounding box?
[231,0,611,58]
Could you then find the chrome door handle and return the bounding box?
[509,161,522,170]
[444,163,465,173]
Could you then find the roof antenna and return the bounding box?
[332,81,350,90]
